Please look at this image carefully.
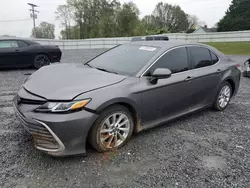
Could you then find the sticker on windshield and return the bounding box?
[139,46,157,52]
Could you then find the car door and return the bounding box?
[187,46,221,109]
[16,40,32,66]
[137,46,195,128]
[0,40,20,67]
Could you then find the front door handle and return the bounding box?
[185,76,194,81]
[15,48,19,52]
[216,69,221,73]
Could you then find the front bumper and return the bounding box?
[13,95,98,156]
[50,50,62,63]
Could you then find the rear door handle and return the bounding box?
[15,49,19,52]
[216,69,221,73]
[185,76,194,81]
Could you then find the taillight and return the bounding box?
[236,64,242,71]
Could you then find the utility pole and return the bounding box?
[28,3,39,38]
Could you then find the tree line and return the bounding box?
[56,0,201,39]
[33,1,200,39]
[217,0,250,32]
[32,0,250,39]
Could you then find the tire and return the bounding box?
[33,54,50,69]
[243,71,250,78]
[213,81,233,111]
[88,105,134,152]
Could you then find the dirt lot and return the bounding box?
[0,50,250,188]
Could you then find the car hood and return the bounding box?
[23,64,127,100]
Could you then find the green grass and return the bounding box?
[203,42,250,55]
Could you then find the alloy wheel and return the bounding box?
[218,85,231,108]
[100,113,130,149]
[34,55,50,69]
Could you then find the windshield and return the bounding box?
[88,44,160,76]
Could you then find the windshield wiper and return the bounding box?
[95,67,118,74]
[85,64,118,75]
[85,63,92,68]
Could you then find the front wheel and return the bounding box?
[88,105,134,152]
[213,81,232,111]
[33,54,50,69]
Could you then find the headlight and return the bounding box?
[35,99,91,113]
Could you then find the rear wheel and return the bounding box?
[214,81,232,111]
[33,54,50,69]
[89,105,134,152]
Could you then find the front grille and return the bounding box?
[19,97,46,105]
[26,122,60,150]
[14,104,63,152]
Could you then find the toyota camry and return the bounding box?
[13,41,241,156]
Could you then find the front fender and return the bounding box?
[95,97,139,114]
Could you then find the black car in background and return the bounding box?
[0,39,62,69]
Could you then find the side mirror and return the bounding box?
[150,68,172,84]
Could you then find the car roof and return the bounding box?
[129,40,206,49]
[0,38,39,45]
[0,38,27,41]
[128,40,225,57]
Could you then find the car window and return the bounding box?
[11,41,18,48]
[0,41,18,48]
[17,40,29,48]
[28,40,40,45]
[88,44,160,76]
[211,52,219,63]
[147,47,189,75]
[0,41,12,48]
[189,46,214,69]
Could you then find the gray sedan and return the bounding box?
[13,41,241,156]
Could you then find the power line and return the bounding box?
[0,19,31,23]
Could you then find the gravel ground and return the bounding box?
[0,50,250,188]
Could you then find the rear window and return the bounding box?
[88,44,160,76]
[211,52,219,63]
[28,40,40,45]
[189,46,215,69]
[17,40,29,48]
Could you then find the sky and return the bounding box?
[0,0,232,38]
